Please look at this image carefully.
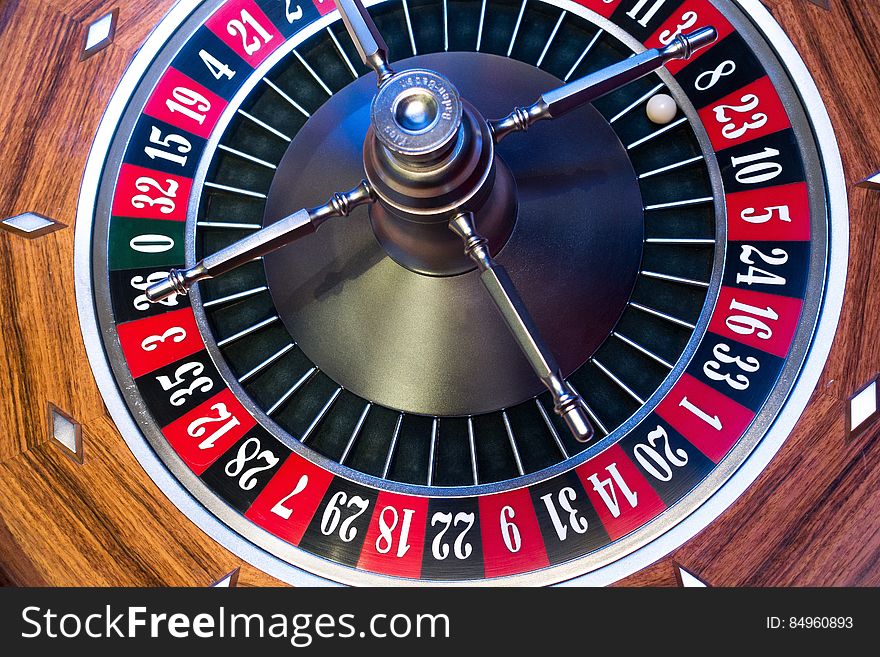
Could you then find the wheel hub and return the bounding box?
[365,68,515,276]
[371,68,462,160]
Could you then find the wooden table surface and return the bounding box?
[0,0,877,587]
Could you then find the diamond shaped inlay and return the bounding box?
[1,212,65,238]
[856,171,880,190]
[676,565,708,587]
[849,377,879,438]
[210,568,240,588]
[80,9,119,60]
[48,403,83,465]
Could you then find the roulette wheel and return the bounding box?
[0,0,878,587]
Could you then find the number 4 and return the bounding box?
[198,49,235,80]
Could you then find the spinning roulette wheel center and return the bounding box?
[263,52,644,416]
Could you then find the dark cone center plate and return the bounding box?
[263,52,643,416]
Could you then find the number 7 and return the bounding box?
[270,474,309,520]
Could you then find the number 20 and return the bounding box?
[633,426,689,482]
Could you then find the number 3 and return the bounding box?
[140,326,186,352]
[658,11,698,45]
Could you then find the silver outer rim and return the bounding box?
[74,0,848,587]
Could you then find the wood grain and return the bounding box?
[0,415,280,586]
[775,0,880,404]
[0,0,878,587]
[0,0,277,586]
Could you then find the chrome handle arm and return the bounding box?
[449,212,595,443]
[489,27,717,143]
[336,0,395,86]
[145,181,374,303]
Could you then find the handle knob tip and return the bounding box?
[686,26,718,51]
[145,269,187,304]
[562,404,595,444]
[664,26,718,61]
